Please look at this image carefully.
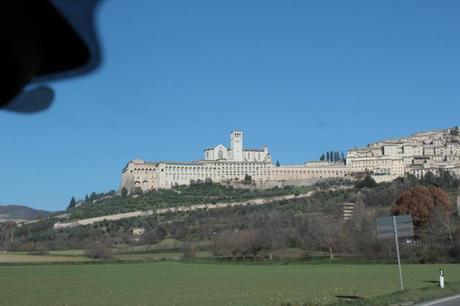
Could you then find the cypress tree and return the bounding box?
[68,196,77,209]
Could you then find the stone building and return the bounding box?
[271,161,348,181]
[120,131,348,193]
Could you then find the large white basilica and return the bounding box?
[120,130,348,193]
[203,131,271,163]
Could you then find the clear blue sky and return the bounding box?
[1,0,459,211]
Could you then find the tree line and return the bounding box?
[319,150,345,162]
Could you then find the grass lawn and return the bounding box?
[48,249,86,256]
[1,262,460,305]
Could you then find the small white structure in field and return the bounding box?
[440,269,445,288]
[132,227,145,236]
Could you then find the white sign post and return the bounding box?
[393,216,404,291]
[377,214,414,291]
[440,269,445,289]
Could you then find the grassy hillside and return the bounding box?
[66,182,323,220]
[12,180,352,251]
[0,205,50,220]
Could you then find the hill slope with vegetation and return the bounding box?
[3,172,460,265]
[0,204,50,221]
[64,182,334,220]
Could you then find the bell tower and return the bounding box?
[230,130,243,161]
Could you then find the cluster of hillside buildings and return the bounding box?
[347,127,460,181]
[120,127,460,193]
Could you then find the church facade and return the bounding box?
[120,130,348,193]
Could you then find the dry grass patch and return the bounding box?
[0,252,89,263]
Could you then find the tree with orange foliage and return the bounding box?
[391,186,452,228]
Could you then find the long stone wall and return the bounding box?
[54,191,317,230]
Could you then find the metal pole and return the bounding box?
[393,216,404,291]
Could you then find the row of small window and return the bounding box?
[167,172,269,177]
[350,160,395,165]
[168,174,265,181]
[131,166,269,174]
[273,173,346,177]
[273,170,346,174]
[164,169,268,173]
[162,167,268,173]
[131,168,156,173]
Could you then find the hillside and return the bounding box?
[65,182,334,220]
[5,173,460,260]
[0,205,51,221]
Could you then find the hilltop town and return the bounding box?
[121,126,460,192]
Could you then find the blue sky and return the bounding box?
[1,0,459,211]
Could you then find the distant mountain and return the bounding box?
[0,205,51,221]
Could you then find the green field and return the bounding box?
[1,262,459,306]
[48,249,86,256]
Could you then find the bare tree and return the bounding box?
[140,226,167,245]
[422,208,456,245]
[181,242,197,259]
[84,240,113,259]
[344,205,390,259]
[298,214,343,259]
[211,229,269,260]
[1,221,16,250]
[263,211,286,260]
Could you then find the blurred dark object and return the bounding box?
[0,0,102,113]
[4,87,55,113]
